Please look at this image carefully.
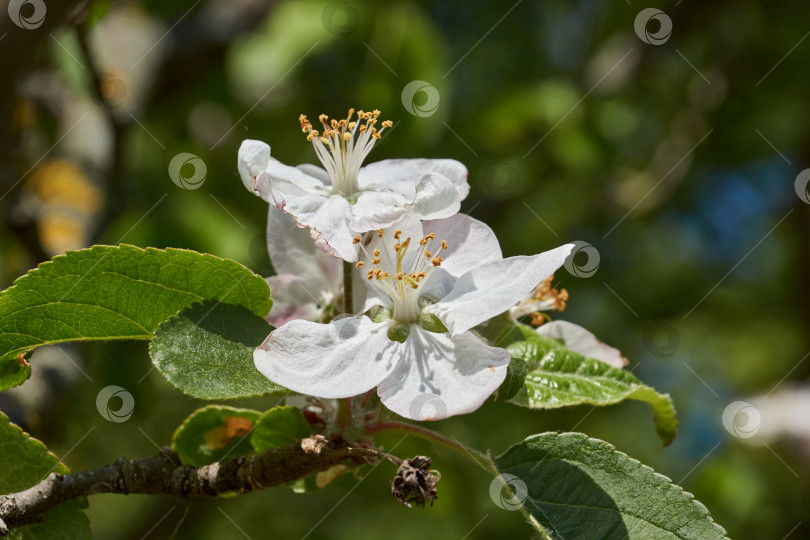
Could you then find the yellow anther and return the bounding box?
[352,236,361,244]
[367,270,374,279]
[394,243,401,252]
[373,249,380,256]
[424,250,432,258]
[408,273,417,279]
[417,271,426,279]
[440,240,449,250]
[349,122,357,130]
[372,257,381,265]
[393,230,402,240]
[396,272,405,280]
[330,119,339,129]
[382,120,393,128]
[299,114,312,132]
[343,132,352,141]
[431,257,443,267]
[356,261,365,269]
[318,114,328,124]
[372,109,380,117]
[383,271,391,277]
[378,228,384,238]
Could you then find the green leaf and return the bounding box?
[172,405,262,467]
[0,245,271,390]
[0,412,91,539]
[149,301,284,399]
[492,432,728,540]
[508,331,677,445]
[251,406,312,452]
[493,357,528,402]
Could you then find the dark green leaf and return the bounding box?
[172,405,261,466]
[149,301,284,399]
[492,432,728,540]
[0,412,90,539]
[0,245,271,390]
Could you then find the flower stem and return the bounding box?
[337,398,351,430]
[364,421,495,474]
[342,260,353,314]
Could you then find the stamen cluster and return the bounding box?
[527,274,569,326]
[351,228,450,323]
[298,108,393,196]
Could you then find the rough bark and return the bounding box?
[0,436,403,535]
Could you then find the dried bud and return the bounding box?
[391,456,439,508]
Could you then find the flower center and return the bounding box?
[299,108,393,197]
[353,228,449,324]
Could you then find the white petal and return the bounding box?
[238,140,272,197]
[377,327,509,420]
[422,213,502,277]
[536,321,628,369]
[265,159,327,197]
[254,317,400,398]
[406,173,461,221]
[419,267,457,303]
[266,207,342,290]
[273,190,358,262]
[296,163,331,185]
[358,159,469,200]
[425,244,575,336]
[348,190,410,232]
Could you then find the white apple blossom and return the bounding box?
[238,109,469,262]
[254,213,574,421]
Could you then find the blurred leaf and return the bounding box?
[251,406,312,453]
[227,0,335,105]
[172,405,261,467]
[508,329,677,445]
[492,432,728,540]
[150,301,284,400]
[0,412,91,539]
[0,245,271,390]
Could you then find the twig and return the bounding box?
[0,436,403,534]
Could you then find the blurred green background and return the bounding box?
[1,0,809,538]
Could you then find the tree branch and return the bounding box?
[0,436,404,535]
